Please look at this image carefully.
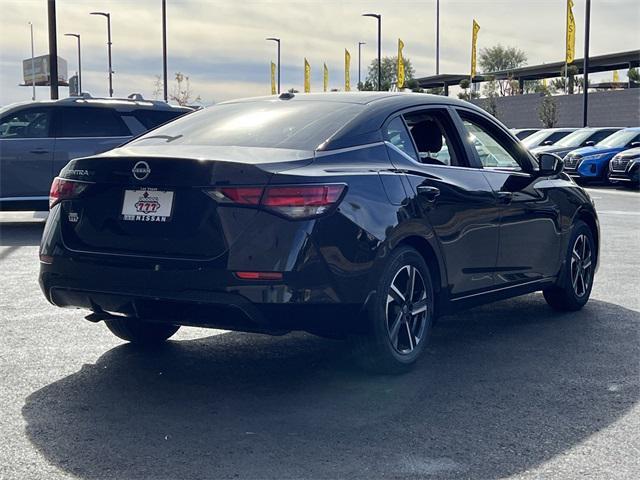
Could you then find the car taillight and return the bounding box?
[206,184,346,219]
[49,177,90,209]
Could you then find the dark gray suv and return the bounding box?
[0,96,192,210]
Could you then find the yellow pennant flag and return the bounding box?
[397,38,405,89]
[304,58,311,93]
[323,63,329,92]
[471,20,480,78]
[566,0,576,64]
[344,49,351,91]
[613,70,620,82]
[270,62,276,95]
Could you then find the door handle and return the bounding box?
[30,149,50,154]
[417,186,440,201]
[496,191,513,204]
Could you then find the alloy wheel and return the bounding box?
[570,233,593,298]
[386,265,429,355]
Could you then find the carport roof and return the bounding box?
[417,49,640,89]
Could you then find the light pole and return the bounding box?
[358,41,366,88]
[162,0,168,102]
[266,37,281,93]
[47,0,59,99]
[436,0,440,75]
[64,33,81,95]
[28,22,35,101]
[362,13,381,91]
[90,11,113,97]
[583,0,591,127]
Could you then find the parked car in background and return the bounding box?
[608,147,640,186]
[531,127,621,159]
[39,92,600,374]
[0,96,192,210]
[511,128,540,140]
[564,127,640,183]
[521,127,577,149]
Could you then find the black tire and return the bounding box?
[543,220,595,311]
[104,317,180,345]
[352,246,435,374]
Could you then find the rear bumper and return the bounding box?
[39,253,368,336]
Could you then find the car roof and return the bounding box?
[221,91,476,108]
[1,97,191,113]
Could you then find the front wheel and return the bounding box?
[352,246,435,374]
[104,317,180,345]
[543,220,595,311]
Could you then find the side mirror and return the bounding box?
[584,140,596,147]
[537,152,564,176]
[630,142,640,148]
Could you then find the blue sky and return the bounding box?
[0,0,638,105]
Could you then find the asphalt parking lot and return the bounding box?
[0,187,638,480]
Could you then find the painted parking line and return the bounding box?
[597,210,640,216]
[585,188,639,197]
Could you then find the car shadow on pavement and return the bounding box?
[22,295,639,480]
[0,223,44,248]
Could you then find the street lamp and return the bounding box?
[90,11,113,97]
[28,22,35,101]
[64,33,81,95]
[436,0,440,75]
[358,41,366,88]
[266,37,281,93]
[162,0,168,102]
[362,13,381,91]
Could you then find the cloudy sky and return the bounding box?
[0,0,638,105]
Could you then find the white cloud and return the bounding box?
[0,0,638,105]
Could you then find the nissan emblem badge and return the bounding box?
[132,161,151,181]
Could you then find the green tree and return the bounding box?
[365,56,415,91]
[628,68,639,84]
[478,45,527,96]
[457,78,479,100]
[539,94,558,128]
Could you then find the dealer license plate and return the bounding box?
[121,188,174,222]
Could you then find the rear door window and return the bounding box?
[54,107,130,138]
[403,108,465,167]
[0,107,53,138]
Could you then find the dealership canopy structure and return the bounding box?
[417,49,640,95]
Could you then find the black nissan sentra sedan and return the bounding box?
[39,92,599,373]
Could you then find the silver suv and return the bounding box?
[0,96,192,210]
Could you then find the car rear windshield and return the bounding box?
[130,101,364,150]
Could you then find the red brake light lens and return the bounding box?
[49,177,89,209]
[206,184,345,219]
[216,187,263,205]
[235,271,283,280]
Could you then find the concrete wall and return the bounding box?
[470,89,640,128]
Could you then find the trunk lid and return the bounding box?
[58,145,313,260]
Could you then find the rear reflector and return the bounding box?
[39,254,54,264]
[206,184,346,219]
[235,271,283,280]
[49,177,90,209]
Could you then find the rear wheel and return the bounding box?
[353,246,435,374]
[543,221,595,311]
[104,317,180,345]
